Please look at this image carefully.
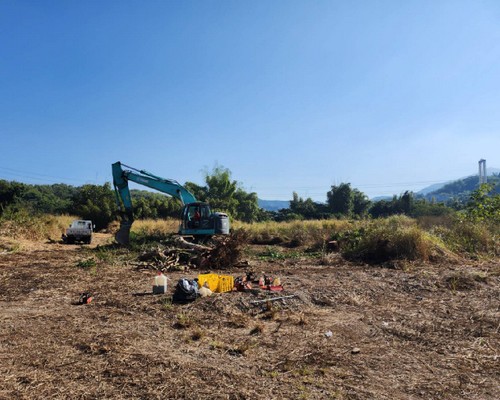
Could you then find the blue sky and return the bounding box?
[1,1,499,201]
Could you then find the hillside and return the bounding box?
[423,173,500,203]
[417,181,450,196]
[417,168,500,198]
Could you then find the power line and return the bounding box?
[250,179,450,191]
[0,166,94,185]
[0,165,471,197]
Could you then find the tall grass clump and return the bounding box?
[432,219,498,257]
[238,213,498,262]
[342,215,445,263]
[0,209,76,241]
[416,215,455,230]
[131,219,179,236]
[125,218,180,249]
[236,219,356,248]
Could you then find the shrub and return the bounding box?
[416,215,455,230]
[464,183,500,224]
[71,183,117,230]
[131,219,182,235]
[237,219,357,249]
[0,209,75,241]
[342,216,443,263]
[433,220,498,256]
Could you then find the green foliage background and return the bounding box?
[0,165,263,227]
[0,169,498,232]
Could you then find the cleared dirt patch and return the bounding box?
[1,236,499,399]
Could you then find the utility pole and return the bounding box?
[478,159,487,184]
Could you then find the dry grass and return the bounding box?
[3,212,497,263]
[416,215,455,230]
[236,219,356,248]
[239,215,498,262]
[343,216,448,263]
[131,218,180,235]
[1,238,498,399]
[432,220,499,257]
[0,213,77,242]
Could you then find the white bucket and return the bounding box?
[153,272,168,294]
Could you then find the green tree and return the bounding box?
[134,197,155,219]
[352,189,371,217]
[369,199,393,218]
[327,183,353,216]
[370,192,423,218]
[465,183,500,223]
[0,180,25,215]
[185,165,261,222]
[183,182,207,203]
[204,165,239,214]
[400,191,414,215]
[234,189,261,222]
[71,183,116,230]
[290,192,321,219]
[411,199,452,217]
[18,185,72,214]
[128,190,182,219]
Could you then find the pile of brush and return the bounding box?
[135,230,247,272]
[197,230,247,269]
[136,246,193,272]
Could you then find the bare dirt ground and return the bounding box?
[1,234,499,399]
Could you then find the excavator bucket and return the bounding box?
[115,221,133,245]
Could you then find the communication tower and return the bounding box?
[478,159,487,184]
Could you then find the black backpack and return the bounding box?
[172,279,199,304]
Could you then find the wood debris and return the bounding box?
[135,230,247,272]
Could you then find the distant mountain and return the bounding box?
[260,168,500,208]
[371,195,392,201]
[487,167,500,175]
[417,168,500,199]
[422,170,500,203]
[258,199,289,211]
[417,182,450,196]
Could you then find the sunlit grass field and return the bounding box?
[1,212,497,261]
[128,215,498,260]
[0,212,77,241]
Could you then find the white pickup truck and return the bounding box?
[62,220,94,244]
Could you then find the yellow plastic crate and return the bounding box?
[197,273,219,292]
[216,275,234,293]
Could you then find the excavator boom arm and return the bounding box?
[112,161,198,244]
[112,162,197,208]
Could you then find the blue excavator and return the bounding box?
[112,161,230,245]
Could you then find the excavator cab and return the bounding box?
[183,203,211,229]
[180,202,229,236]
